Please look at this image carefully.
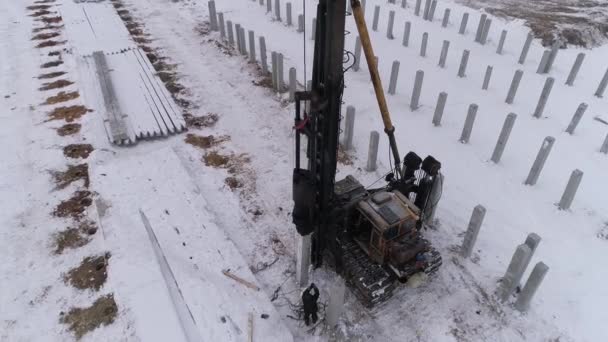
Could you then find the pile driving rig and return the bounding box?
[292,0,443,307]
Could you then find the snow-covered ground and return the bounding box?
[2,0,608,341]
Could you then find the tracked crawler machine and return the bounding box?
[292,0,443,307]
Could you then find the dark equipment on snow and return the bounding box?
[302,283,320,326]
[292,0,444,308]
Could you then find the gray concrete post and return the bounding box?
[475,14,487,42]
[235,24,242,52]
[366,131,380,171]
[208,1,218,31]
[533,77,555,118]
[415,0,422,16]
[410,70,424,111]
[505,70,524,104]
[433,92,448,126]
[565,53,585,86]
[544,40,560,73]
[240,27,248,56]
[480,19,492,45]
[267,0,272,13]
[387,11,396,39]
[354,37,362,71]
[275,0,281,21]
[289,67,297,102]
[259,0,263,6]
[601,133,608,154]
[248,30,256,63]
[459,13,469,34]
[457,49,469,77]
[525,136,555,186]
[343,106,356,150]
[442,9,450,28]
[537,50,551,74]
[218,13,226,40]
[271,51,278,91]
[496,30,507,54]
[311,18,316,40]
[286,2,292,26]
[372,6,380,31]
[388,61,400,95]
[277,53,285,91]
[423,0,431,20]
[595,68,608,98]
[460,104,478,143]
[566,103,587,134]
[297,14,304,32]
[519,33,533,64]
[515,262,549,312]
[403,22,411,47]
[491,113,517,163]
[402,0,407,8]
[498,244,532,302]
[524,233,542,254]
[429,0,437,21]
[326,278,346,327]
[438,40,450,68]
[295,233,311,287]
[558,169,583,210]
[460,205,486,259]
[260,36,268,74]
[420,32,428,57]
[482,65,493,90]
[227,20,234,46]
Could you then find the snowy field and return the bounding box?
[1,0,608,341]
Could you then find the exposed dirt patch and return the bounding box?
[133,36,151,44]
[52,164,90,190]
[40,60,63,68]
[30,10,53,17]
[337,145,354,165]
[64,144,94,159]
[37,16,62,24]
[38,71,66,79]
[47,105,91,123]
[195,22,211,37]
[53,228,90,255]
[33,25,63,33]
[39,79,73,91]
[64,253,110,291]
[36,40,66,49]
[225,176,244,190]
[60,294,117,340]
[27,4,51,10]
[43,91,79,105]
[56,123,81,136]
[253,75,274,89]
[184,113,219,128]
[185,134,229,149]
[203,151,230,167]
[204,151,251,177]
[53,190,92,218]
[48,50,61,56]
[34,0,56,3]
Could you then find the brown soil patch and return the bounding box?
[133,36,151,44]
[33,25,63,33]
[34,0,55,3]
[185,134,229,149]
[60,294,117,340]
[56,123,81,136]
[156,71,183,94]
[38,71,66,79]
[52,164,90,190]
[53,190,92,218]
[27,4,51,10]
[224,176,243,190]
[184,113,218,128]
[53,228,90,255]
[39,79,73,91]
[36,40,66,48]
[203,151,230,167]
[37,16,62,24]
[253,75,273,89]
[64,144,94,159]
[44,91,79,105]
[41,60,63,68]
[30,10,53,17]
[128,28,146,36]
[32,32,59,40]
[203,151,251,176]
[337,145,354,165]
[64,253,110,291]
[48,106,91,123]
[48,50,61,56]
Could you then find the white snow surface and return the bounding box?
[2,0,608,341]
